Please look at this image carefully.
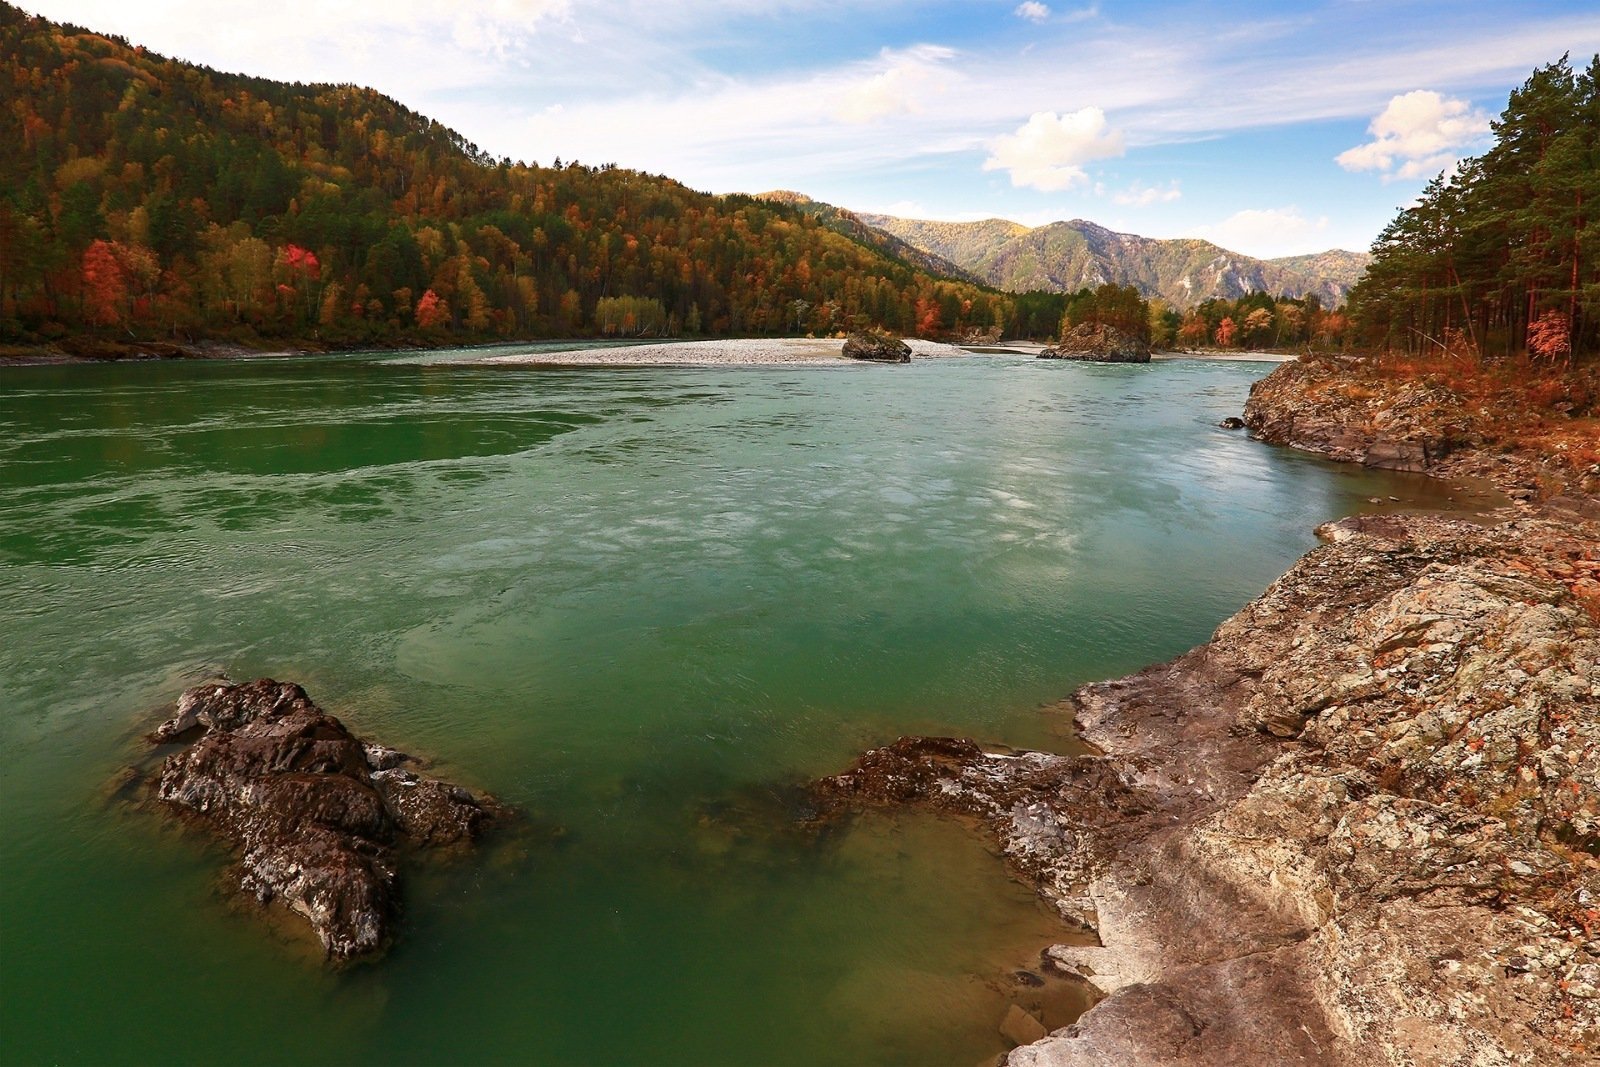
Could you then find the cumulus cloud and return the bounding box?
[1015,2,1051,22]
[1194,207,1330,258]
[1112,180,1181,206]
[983,108,1125,192]
[834,46,957,123]
[1336,90,1492,181]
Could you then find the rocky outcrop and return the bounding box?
[817,512,1600,1064]
[151,679,503,961]
[1038,324,1150,364]
[1242,353,1600,510]
[842,330,912,363]
[1241,353,1480,473]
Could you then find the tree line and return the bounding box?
[1348,55,1599,364]
[0,4,1053,349]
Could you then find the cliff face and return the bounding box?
[818,361,1600,1065]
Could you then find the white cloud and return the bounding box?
[1015,2,1051,22]
[1336,90,1491,180]
[1193,207,1330,258]
[24,0,573,96]
[983,108,1125,192]
[1112,180,1181,206]
[834,45,957,123]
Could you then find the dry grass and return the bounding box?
[1357,350,1600,475]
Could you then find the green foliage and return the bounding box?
[1349,54,1600,362]
[0,4,1026,346]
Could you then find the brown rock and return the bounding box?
[842,330,912,363]
[151,679,503,961]
[1038,324,1150,364]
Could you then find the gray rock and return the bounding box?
[815,512,1600,1065]
[152,679,503,961]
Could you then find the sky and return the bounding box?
[21,0,1600,259]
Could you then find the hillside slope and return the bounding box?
[755,191,982,285]
[861,213,1369,309]
[0,3,1015,349]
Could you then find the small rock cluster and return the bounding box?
[151,679,502,961]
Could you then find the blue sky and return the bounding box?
[24,0,1600,258]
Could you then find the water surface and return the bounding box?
[0,352,1463,1065]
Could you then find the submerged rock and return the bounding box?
[842,330,912,363]
[1038,324,1150,364]
[151,679,503,961]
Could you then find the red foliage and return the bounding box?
[282,243,320,280]
[81,239,127,326]
[414,288,448,329]
[1528,311,1572,361]
[1215,316,1236,348]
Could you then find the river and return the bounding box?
[0,350,1471,1065]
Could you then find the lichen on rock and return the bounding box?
[816,512,1600,1064]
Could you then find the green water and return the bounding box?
[0,352,1466,1066]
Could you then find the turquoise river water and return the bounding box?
[0,349,1470,1066]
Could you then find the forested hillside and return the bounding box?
[860,214,1368,310]
[0,3,1030,350]
[754,191,981,285]
[1350,54,1599,362]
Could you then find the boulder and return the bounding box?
[151,679,503,961]
[842,330,912,363]
[1219,417,1246,430]
[1038,323,1151,364]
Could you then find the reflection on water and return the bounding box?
[0,353,1462,1065]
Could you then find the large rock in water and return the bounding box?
[151,679,501,961]
[842,330,912,363]
[1038,323,1150,363]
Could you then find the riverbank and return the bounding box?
[0,335,983,367]
[0,339,309,366]
[473,337,973,366]
[817,353,1600,1065]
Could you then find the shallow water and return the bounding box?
[0,352,1470,1065]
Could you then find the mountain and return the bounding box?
[859,214,1370,309]
[754,191,981,284]
[0,3,1020,348]
[1267,250,1374,294]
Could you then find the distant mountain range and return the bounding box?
[857,212,1370,310]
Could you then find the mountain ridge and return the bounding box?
[858,211,1370,309]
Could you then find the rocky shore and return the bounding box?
[817,355,1600,1065]
[146,679,506,962]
